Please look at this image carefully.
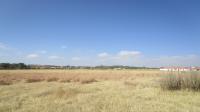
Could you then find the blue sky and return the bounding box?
[0,0,200,66]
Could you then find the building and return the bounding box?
[160,67,200,71]
[192,67,200,71]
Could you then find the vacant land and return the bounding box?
[0,70,200,112]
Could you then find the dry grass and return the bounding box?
[53,87,81,98]
[25,78,44,83]
[0,80,12,85]
[124,81,138,88]
[79,78,97,84]
[0,70,200,112]
[0,69,160,85]
[46,77,59,82]
[160,72,200,91]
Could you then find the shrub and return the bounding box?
[25,78,44,83]
[46,77,59,82]
[160,72,200,91]
[59,79,71,83]
[80,78,97,84]
[0,80,12,85]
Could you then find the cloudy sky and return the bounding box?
[0,0,200,67]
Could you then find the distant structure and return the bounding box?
[160,67,200,71]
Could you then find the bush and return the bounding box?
[0,80,12,85]
[80,78,97,84]
[0,63,29,69]
[160,72,200,91]
[25,78,44,83]
[46,77,59,82]
[59,79,71,83]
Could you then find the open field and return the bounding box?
[0,70,200,112]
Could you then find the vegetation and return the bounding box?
[0,70,200,112]
[0,70,158,85]
[0,63,158,70]
[0,63,30,69]
[160,72,200,91]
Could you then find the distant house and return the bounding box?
[159,67,198,71]
[192,67,200,71]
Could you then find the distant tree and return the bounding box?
[0,63,10,69]
[0,63,29,69]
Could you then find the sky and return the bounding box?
[0,0,200,67]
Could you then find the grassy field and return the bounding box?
[0,70,200,112]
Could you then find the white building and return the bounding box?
[160,67,192,72]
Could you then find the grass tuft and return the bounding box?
[46,77,59,82]
[54,87,81,98]
[0,80,12,85]
[80,78,97,84]
[160,72,200,91]
[25,78,44,83]
[59,79,71,83]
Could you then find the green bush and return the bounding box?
[160,72,200,91]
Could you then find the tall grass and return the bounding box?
[0,69,160,85]
[160,72,200,91]
[1,70,200,112]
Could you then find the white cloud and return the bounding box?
[95,53,200,67]
[98,50,141,60]
[0,43,9,50]
[26,54,39,59]
[96,50,142,65]
[96,50,200,67]
[117,50,141,58]
[98,52,110,58]
[48,55,63,59]
[149,55,200,67]
[1,44,199,67]
[72,57,81,61]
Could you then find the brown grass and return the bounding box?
[36,87,81,98]
[54,87,81,98]
[79,78,97,84]
[25,78,44,83]
[1,70,200,112]
[59,79,71,83]
[160,72,200,91]
[0,69,160,85]
[0,80,12,85]
[124,81,138,87]
[46,77,59,82]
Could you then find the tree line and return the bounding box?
[0,63,30,69]
[0,63,158,70]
